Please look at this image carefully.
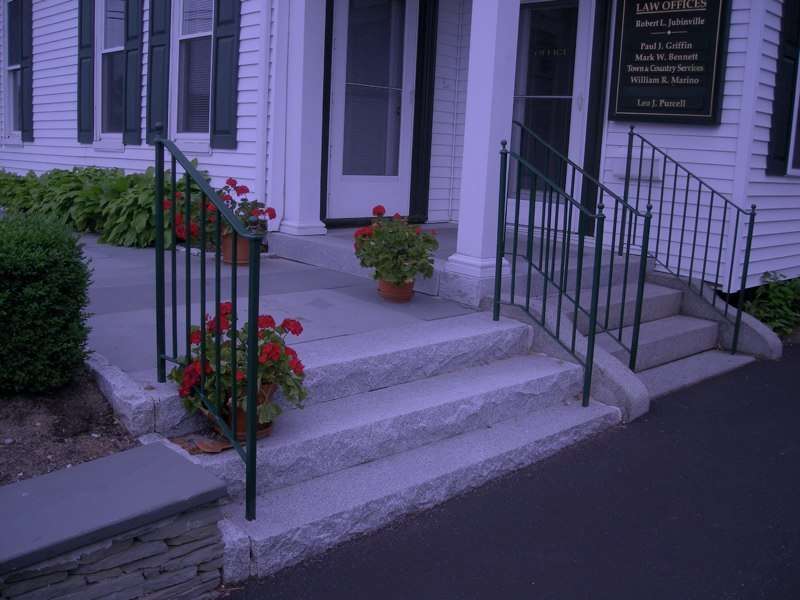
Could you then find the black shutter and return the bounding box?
[147,0,171,143]
[77,0,93,144]
[210,0,240,149]
[20,0,33,142]
[767,0,800,175]
[123,0,143,145]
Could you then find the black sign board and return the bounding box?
[609,0,729,124]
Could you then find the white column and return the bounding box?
[279,0,327,236]
[445,0,520,277]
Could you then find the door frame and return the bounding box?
[319,0,438,227]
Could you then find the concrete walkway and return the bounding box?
[229,344,800,600]
[83,235,472,386]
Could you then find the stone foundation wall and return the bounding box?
[0,502,224,600]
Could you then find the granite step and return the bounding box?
[638,350,755,398]
[596,314,719,372]
[294,312,533,405]
[574,282,683,334]
[219,401,621,581]
[185,354,583,498]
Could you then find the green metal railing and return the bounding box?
[493,138,610,404]
[624,128,756,353]
[154,138,262,521]
[496,121,652,379]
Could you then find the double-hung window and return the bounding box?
[96,0,125,140]
[173,0,213,138]
[5,0,22,138]
[786,66,800,176]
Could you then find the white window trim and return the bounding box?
[168,0,214,154]
[93,0,124,150]
[2,0,22,144]
[786,62,800,176]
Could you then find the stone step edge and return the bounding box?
[638,350,755,399]
[218,402,622,582]
[189,354,585,496]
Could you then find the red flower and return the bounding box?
[176,224,186,241]
[207,313,231,333]
[190,329,201,345]
[392,212,402,221]
[176,212,184,226]
[266,207,277,219]
[189,222,200,238]
[258,315,276,330]
[222,193,232,203]
[281,318,303,336]
[175,191,184,200]
[206,202,217,213]
[219,302,233,316]
[235,185,250,195]
[163,199,172,211]
[251,208,260,217]
[414,226,421,235]
[235,370,246,382]
[259,342,282,363]
[372,205,386,217]
[353,225,374,239]
[289,358,304,376]
[284,346,298,359]
[226,177,238,187]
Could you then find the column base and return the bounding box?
[279,220,327,236]
[440,253,510,308]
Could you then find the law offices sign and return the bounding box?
[609,0,730,124]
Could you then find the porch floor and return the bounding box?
[83,234,473,387]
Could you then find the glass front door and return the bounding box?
[327,0,419,220]
[512,0,579,191]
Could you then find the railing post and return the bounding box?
[732,205,756,354]
[629,203,653,371]
[154,139,166,383]
[583,204,605,407]
[245,238,261,521]
[619,126,635,256]
[493,140,509,321]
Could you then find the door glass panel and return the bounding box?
[342,0,405,176]
[512,1,578,192]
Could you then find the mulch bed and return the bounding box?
[0,370,138,486]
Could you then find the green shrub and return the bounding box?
[0,214,91,394]
[744,272,800,337]
[0,170,40,213]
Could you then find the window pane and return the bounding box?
[178,36,212,133]
[102,51,125,133]
[343,85,401,176]
[346,0,405,88]
[9,69,21,132]
[182,0,213,35]
[104,0,126,49]
[8,0,21,66]
[514,2,578,97]
[511,98,572,192]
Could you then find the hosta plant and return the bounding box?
[353,204,439,285]
[169,303,307,430]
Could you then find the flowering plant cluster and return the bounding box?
[353,205,439,285]
[169,302,307,426]
[219,177,276,235]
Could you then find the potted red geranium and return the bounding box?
[169,302,307,441]
[353,205,439,302]
[218,177,277,265]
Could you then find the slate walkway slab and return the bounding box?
[229,344,800,600]
[82,235,471,384]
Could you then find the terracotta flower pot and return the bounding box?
[377,279,414,302]
[221,231,251,265]
[205,383,276,442]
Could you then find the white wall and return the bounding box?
[428,0,471,223]
[0,0,269,201]
[744,0,800,283]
